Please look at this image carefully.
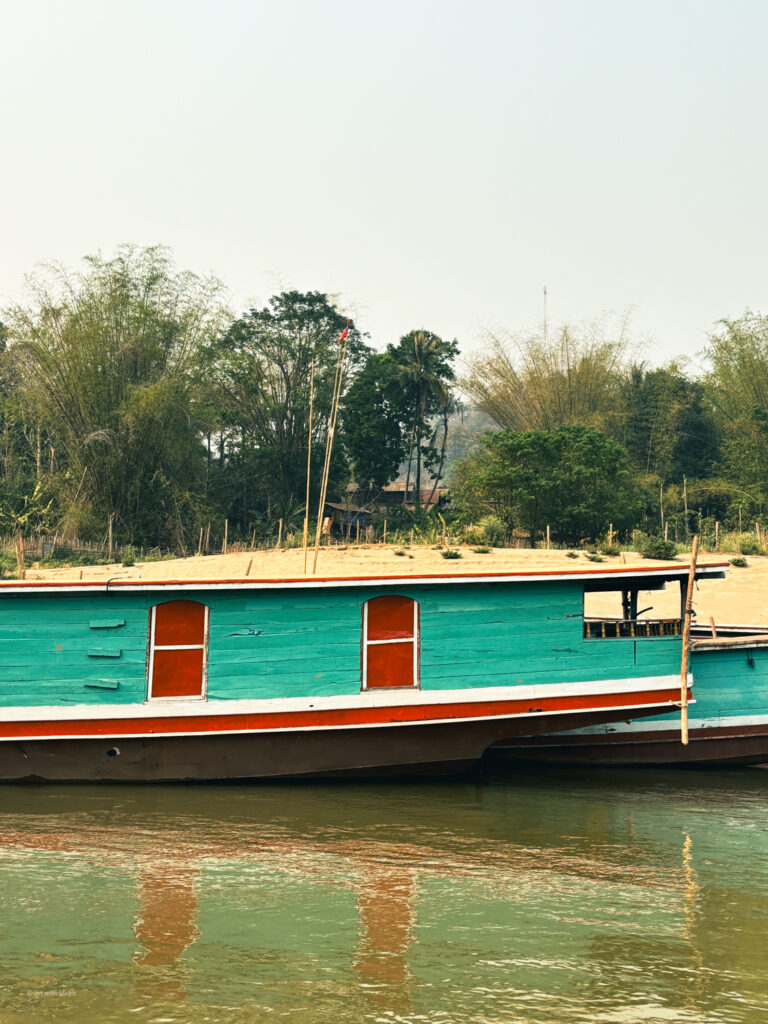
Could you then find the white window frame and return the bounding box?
[361,597,419,690]
[147,602,209,701]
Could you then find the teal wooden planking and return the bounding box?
[87,648,123,658]
[83,679,121,690]
[88,619,126,629]
[0,579,694,709]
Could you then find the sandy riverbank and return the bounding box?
[17,545,768,627]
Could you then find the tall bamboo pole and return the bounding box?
[313,323,350,574]
[680,534,699,746]
[303,360,315,573]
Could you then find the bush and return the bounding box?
[639,536,678,560]
[566,551,578,558]
[730,556,748,568]
[39,544,109,568]
[477,515,506,547]
[462,526,484,545]
[739,535,762,556]
[0,548,17,578]
[599,542,621,556]
[440,549,462,559]
[472,546,491,554]
[393,549,406,557]
[586,553,604,562]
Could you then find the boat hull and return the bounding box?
[484,721,768,768]
[0,704,680,782]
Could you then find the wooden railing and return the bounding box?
[584,618,682,639]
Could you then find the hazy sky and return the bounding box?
[3,0,767,364]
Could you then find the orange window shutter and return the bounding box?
[150,601,207,699]
[364,596,418,689]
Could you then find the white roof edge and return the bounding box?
[0,563,729,594]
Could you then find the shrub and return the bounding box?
[599,542,621,556]
[739,535,762,556]
[462,526,484,545]
[473,546,491,554]
[0,548,17,578]
[639,536,678,560]
[440,549,462,559]
[566,551,578,558]
[477,515,506,547]
[586,553,604,562]
[730,556,748,568]
[393,549,406,557]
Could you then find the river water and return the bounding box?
[1,769,767,1023]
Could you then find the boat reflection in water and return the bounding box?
[1,774,768,1023]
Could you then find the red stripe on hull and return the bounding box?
[0,688,683,741]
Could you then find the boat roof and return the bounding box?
[0,561,729,594]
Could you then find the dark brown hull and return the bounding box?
[484,722,768,768]
[0,705,674,782]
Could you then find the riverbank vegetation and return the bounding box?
[3,245,768,567]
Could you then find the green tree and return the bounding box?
[342,352,408,498]
[212,291,365,530]
[618,364,720,481]
[5,245,227,547]
[386,330,458,509]
[704,312,768,420]
[452,425,638,545]
[462,317,631,432]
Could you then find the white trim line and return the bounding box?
[542,710,768,738]
[0,565,729,595]
[0,674,682,724]
[0,698,686,742]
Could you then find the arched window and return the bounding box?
[362,595,419,689]
[148,600,209,700]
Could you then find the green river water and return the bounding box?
[1,769,767,1023]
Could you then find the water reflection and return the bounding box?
[0,770,767,1023]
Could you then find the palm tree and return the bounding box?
[386,330,458,511]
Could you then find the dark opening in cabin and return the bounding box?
[148,600,208,699]
[362,595,419,689]
[582,582,682,639]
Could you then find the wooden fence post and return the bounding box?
[277,519,283,549]
[546,524,550,550]
[715,521,720,551]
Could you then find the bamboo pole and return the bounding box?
[223,520,228,555]
[608,523,613,547]
[355,521,360,545]
[383,518,387,545]
[245,558,253,577]
[108,514,114,561]
[276,518,283,549]
[313,322,350,574]
[546,524,550,550]
[410,528,414,548]
[709,615,717,638]
[205,523,211,554]
[680,534,699,746]
[303,360,315,573]
[197,527,203,556]
[715,520,720,552]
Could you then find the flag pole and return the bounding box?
[312,321,350,574]
[680,534,699,745]
[302,359,315,574]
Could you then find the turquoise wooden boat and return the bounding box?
[487,599,768,767]
[0,562,727,780]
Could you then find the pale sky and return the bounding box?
[3,0,767,365]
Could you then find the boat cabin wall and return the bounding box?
[0,581,683,708]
